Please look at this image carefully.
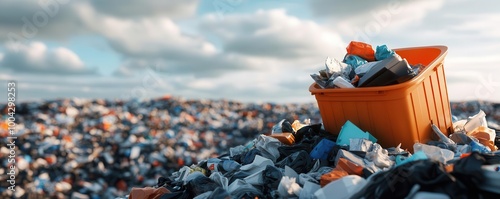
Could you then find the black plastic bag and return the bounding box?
[240,148,262,165]
[451,152,485,196]
[277,136,320,162]
[227,170,252,184]
[263,165,283,191]
[207,187,230,199]
[230,185,265,199]
[293,123,322,142]
[276,150,313,174]
[186,176,221,198]
[351,160,469,199]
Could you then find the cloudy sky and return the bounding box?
[0,0,499,103]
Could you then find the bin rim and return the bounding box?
[309,45,448,94]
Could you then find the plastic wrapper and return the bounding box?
[271,119,294,134]
[354,61,381,76]
[276,150,314,174]
[128,187,170,199]
[186,176,221,198]
[431,124,456,145]
[316,175,367,199]
[255,135,282,162]
[346,41,376,61]
[454,110,489,134]
[325,57,344,79]
[310,57,353,89]
[411,63,425,75]
[468,126,497,151]
[375,45,395,61]
[220,160,241,173]
[239,148,262,166]
[310,73,328,89]
[336,158,364,176]
[277,176,302,197]
[366,143,393,168]
[413,143,454,164]
[243,167,266,185]
[240,155,273,174]
[343,55,368,69]
[291,119,309,133]
[293,123,322,143]
[319,167,348,187]
[470,140,491,153]
[263,165,283,191]
[209,172,228,191]
[206,158,220,172]
[298,173,318,185]
[300,181,321,199]
[349,138,373,152]
[352,160,469,199]
[325,57,351,79]
[229,180,264,199]
[310,139,336,160]
[451,152,486,195]
[207,187,230,199]
[332,76,355,88]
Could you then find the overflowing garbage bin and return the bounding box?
[310,45,453,150]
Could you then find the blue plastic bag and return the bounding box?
[343,55,367,69]
[375,45,395,61]
[310,139,336,160]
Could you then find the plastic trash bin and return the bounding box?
[309,46,453,151]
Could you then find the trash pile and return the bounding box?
[125,109,500,199]
[1,97,499,198]
[0,97,320,198]
[311,41,423,88]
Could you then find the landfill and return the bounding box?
[0,97,320,198]
[121,101,500,199]
[2,97,498,198]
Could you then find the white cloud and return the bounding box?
[75,3,254,76]
[311,0,445,42]
[0,41,93,74]
[0,0,199,42]
[310,0,397,17]
[92,16,216,58]
[0,0,87,42]
[186,79,217,90]
[201,9,345,60]
[89,0,199,19]
[449,13,500,39]
[84,8,346,77]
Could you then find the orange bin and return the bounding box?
[309,46,453,150]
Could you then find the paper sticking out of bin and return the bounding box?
[310,46,453,151]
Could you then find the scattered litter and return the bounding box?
[2,96,499,198]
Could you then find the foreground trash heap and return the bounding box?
[126,107,500,198]
[0,97,320,198]
[1,98,499,198]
